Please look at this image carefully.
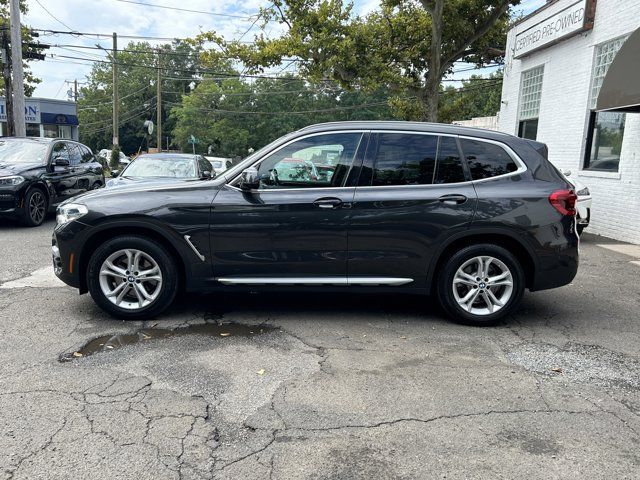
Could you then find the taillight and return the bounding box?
[549,189,577,216]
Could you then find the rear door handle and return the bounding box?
[314,197,343,209]
[438,194,467,205]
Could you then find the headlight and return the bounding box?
[56,203,88,225]
[576,187,590,196]
[0,175,25,186]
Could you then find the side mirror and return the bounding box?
[239,167,259,190]
[201,170,213,180]
[110,170,120,178]
[55,158,70,167]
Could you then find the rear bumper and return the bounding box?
[530,217,579,291]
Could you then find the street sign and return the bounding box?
[189,135,199,144]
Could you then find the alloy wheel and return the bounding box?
[452,255,513,315]
[29,191,46,224]
[98,249,163,310]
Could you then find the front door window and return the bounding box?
[255,133,364,189]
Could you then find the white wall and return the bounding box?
[499,0,640,244]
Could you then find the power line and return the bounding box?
[79,84,151,109]
[111,0,258,20]
[34,28,186,41]
[33,0,78,33]
[48,53,323,81]
[162,99,393,115]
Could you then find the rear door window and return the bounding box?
[460,139,518,180]
[370,133,466,186]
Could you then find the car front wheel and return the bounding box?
[87,236,179,319]
[437,244,525,326]
[21,188,48,227]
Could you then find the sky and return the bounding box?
[21,0,547,100]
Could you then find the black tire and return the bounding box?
[90,181,103,190]
[87,235,179,320]
[21,188,48,227]
[436,244,525,326]
[577,224,585,235]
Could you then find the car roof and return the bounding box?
[0,136,54,144]
[297,121,514,141]
[137,153,198,160]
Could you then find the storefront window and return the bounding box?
[43,124,58,138]
[58,125,72,138]
[584,36,629,172]
[517,65,544,140]
[26,123,41,137]
[584,111,625,172]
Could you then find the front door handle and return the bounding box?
[314,197,343,209]
[438,194,467,205]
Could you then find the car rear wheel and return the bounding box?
[87,236,178,319]
[437,244,525,326]
[21,188,48,227]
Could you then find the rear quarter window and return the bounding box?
[461,139,518,180]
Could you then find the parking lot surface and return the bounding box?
[1,219,639,479]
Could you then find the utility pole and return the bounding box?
[1,27,14,136]
[112,32,118,148]
[74,79,78,102]
[156,49,162,152]
[9,0,25,137]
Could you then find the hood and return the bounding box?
[0,162,44,177]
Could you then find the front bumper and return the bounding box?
[0,190,22,218]
[52,219,92,289]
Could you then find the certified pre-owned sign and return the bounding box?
[514,0,596,58]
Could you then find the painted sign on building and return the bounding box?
[514,0,597,58]
[0,100,41,123]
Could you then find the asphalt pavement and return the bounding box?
[0,217,639,479]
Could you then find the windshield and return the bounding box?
[123,156,197,178]
[0,140,48,164]
[209,161,223,168]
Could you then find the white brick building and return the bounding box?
[499,0,640,244]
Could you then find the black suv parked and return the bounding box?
[53,122,579,325]
[0,137,105,226]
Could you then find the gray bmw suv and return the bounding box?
[53,121,579,325]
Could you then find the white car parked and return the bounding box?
[563,171,591,234]
[205,156,233,176]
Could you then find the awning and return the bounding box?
[596,27,640,112]
[40,112,79,126]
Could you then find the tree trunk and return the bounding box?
[422,0,444,122]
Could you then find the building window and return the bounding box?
[584,36,629,172]
[584,111,625,171]
[517,65,544,140]
[58,125,72,139]
[43,124,58,138]
[26,123,41,137]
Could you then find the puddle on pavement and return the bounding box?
[60,322,278,362]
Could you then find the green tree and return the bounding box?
[438,70,503,123]
[170,75,394,156]
[0,0,42,97]
[78,40,206,154]
[202,0,518,121]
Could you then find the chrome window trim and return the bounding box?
[355,132,527,189]
[227,130,368,190]
[225,129,528,192]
